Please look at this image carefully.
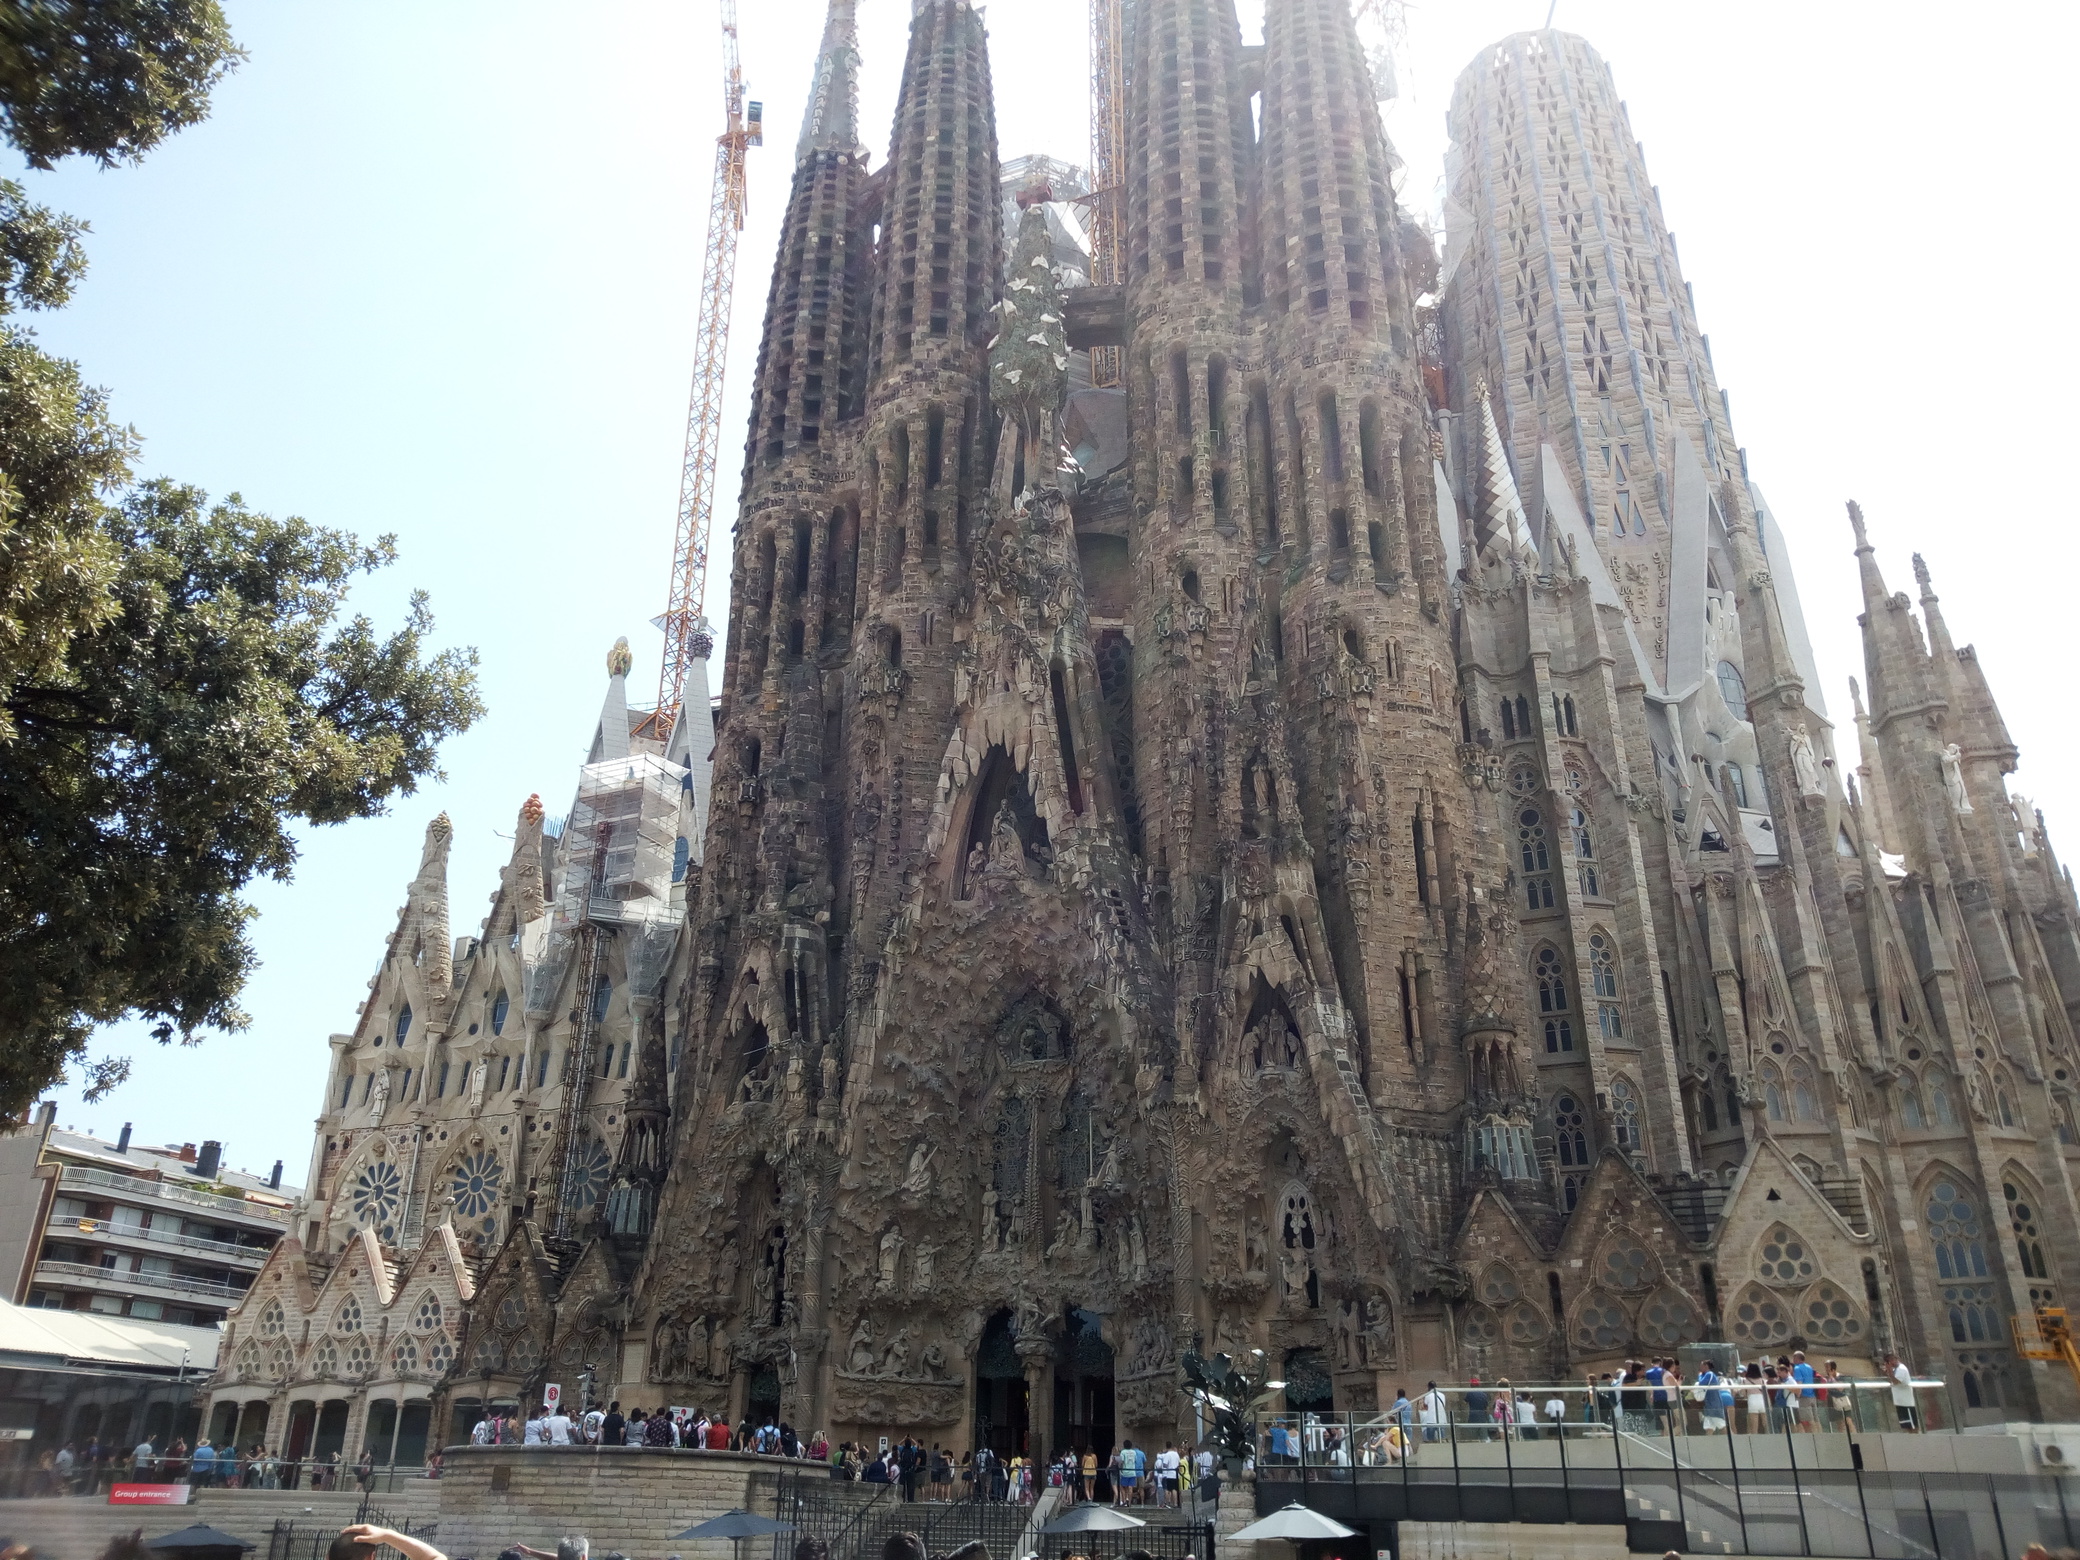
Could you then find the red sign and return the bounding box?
[110,1484,192,1506]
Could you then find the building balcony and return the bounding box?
[45,1215,271,1268]
[33,1258,251,1305]
[56,1164,290,1230]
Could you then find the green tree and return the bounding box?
[0,4,484,1114]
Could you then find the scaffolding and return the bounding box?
[553,754,689,930]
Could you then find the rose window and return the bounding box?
[1804,1282,1863,1342]
[426,1335,455,1375]
[312,1338,339,1376]
[1640,1292,1695,1347]
[471,1335,501,1372]
[1601,1239,1653,1291]
[1506,1303,1549,1345]
[1574,1294,1628,1350]
[257,1299,286,1337]
[496,1293,527,1331]
[392,1336,421,1375]
[1730,1285,1792,1345]
[349,1161,403,1242]
[1479,1265,1519,1306]
[451,1151,503,1231]
[414,1293,443,1332]
[335,1297,362,1333]
[1462,1306,1500,1347]
[1759,1226,1816,1286]
[565,1137,612,1212]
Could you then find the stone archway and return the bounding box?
[1052,1307,1115,1465]
[973,1309,1028,1459]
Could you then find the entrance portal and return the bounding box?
[748,1363,782,1428]
[1052,1307,1115,1467]
[974,1310,1029,1458]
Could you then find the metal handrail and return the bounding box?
[34,1257,249,1301]
[59,1165,291,1224]
[47,1215,271,1264]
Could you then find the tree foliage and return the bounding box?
[0,0,242,169]
[0,5,484,1116]
[0,461,483,1116]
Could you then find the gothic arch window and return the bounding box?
[1611,1076,1643,1152]
[1520,808,1554,910]
[394,1005,413,1046]
[413,1293,443,1332]
[335,1297,363,1334]
[1553,1093,1589,1166]
[1790,1058,1820,1121]
[1803,1280,1865,1344]
[1899,1074,1928,1130]
[1516,695,1531,735]
[2057,1099,2076,1146]
[2005,1179,2052,1281]
[490,989,509,1035]
[257,1299,285,1337]
[1535,946,1569,1014]
[1500,698,1517,739]
[1993,1067,2018,1129]
[1928,1176,1990,1281]
[1572,807,1599,896]
[1590,932,1623,1037]
[1597,1229,1656,1291]
[1927,1070,1960,1128]
[1563,695,1578,736]
[1761,1063,1786,1122]
[1716,660,1748,719]
[1281,1185,1323,1309]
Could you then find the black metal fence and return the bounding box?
[1256,1408,2080,1558]
[265,1506,436,1560]
[769,1470,1037,1560]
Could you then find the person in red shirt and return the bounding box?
[706,1416,731,1451]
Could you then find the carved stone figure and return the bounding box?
[902,1140,936,1195]
[920,1339,948,1379]
[1789,724,1824,799]
[912,1241,936,1291]
[877,1226,904,1291]
[1942,743,1973,814]
[1243,1216,1269,1275]
[368,1068,390,1124]
[846,1317,875,1374]
[981,1186,1002,1251]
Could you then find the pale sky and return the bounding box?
[29,0,2079,1181]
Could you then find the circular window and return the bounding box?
[1575,1295,1628,1350]
[1805,1283,1863,1341]
[1759,1229,1816,1286]
[451,1151,503,1220]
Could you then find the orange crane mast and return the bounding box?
[655,0,762,724]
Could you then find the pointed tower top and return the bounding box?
[606,636,634,678]
[1848,676,1867,719]
[797,0,862,160]
[1912,552,1934,593]
[593,642,633,763]
[1470,381,1537,565]
[1847,499,1871,551]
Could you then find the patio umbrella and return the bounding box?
[1227,1505,1360,1543]
[1040,1504,1149,1534]
[145,1524,257,1560]
[669,1511,797,1541]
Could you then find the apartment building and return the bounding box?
[0,1105,299,1329]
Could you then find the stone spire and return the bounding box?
[591,637,633,763]
[411,812,454,997]
[511,793,547,926]
[1470,383,1536,565]
[795,0,862,161]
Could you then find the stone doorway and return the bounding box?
[974,1309,1029,1458]
[748,1363,782,1428]
[1052,1307,1115,1461]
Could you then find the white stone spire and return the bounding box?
[796,0,862,161]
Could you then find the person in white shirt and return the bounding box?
[471,1415,494,1447]
[1153,1444,1181,1507]
[1885,1352,1919,1431]
[582,1408,604,1445]
[546,1408,575,1446]
[523,1409,546,1446]
[1419,1383,1448,1442]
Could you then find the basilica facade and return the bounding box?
[205,2,2080,1465]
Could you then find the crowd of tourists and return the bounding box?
[1261,1348,1930,1465]
[23,1436,405,1494]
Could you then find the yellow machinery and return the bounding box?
[2013,1307,2080,1395]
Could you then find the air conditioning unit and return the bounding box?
[2036,1438,2076,1470]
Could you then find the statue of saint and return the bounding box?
[981,1186,1002,1250]
[1942,743,1974,814]
[846,1317,875,1374]
[368,1068,390,1124]
[902,1140,936,1196]
[877,1226,904,1291]
[1789,724,1824,799]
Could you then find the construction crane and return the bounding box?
[654,0,763,725]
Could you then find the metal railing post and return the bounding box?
[1850,1436,1874,1558]
[1725,1421,1749,1554]
[1784,1413,1811,1557]
[1922,1479,1943,1560]
[1988,1473,2008,1560]
[1665,1394,1686,1546]
[1557,1391,1572,1525]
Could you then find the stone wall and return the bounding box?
[435,1446,784,1560]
